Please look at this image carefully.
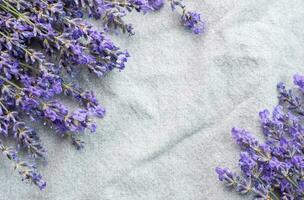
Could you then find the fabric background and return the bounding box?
[1,0,304,199]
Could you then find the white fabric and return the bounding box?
[1,0,304,199]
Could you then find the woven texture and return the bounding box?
[1,0,304,199]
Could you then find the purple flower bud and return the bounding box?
[236,177,251,194]
[0,0,205,190]
[217,75,304,199]
[71,136,85,150]
[215,167,237,187]
[239,152,256,176]
[231,128,259,149]
[294,74,304,91]
[181,11,205,34]
[148,0,164,10]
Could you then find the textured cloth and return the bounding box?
[1,0,304,199]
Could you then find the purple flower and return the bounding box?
[0,140,45,190]
[0,0,204,191]
[231,127,259,149]
[169,0,205,34]
[235,177,251,194]
[15,161,46,190]
[148,0,164,10]
[181,11,205,34]
[216,74,304,199]
[239,152,256,176]
[71,136,85,150]
[42,101,68,122]
[215,167,237,187]
[13,122,45,158]
[269,157,282,170]
[294,74,304,91]
[291,155,304,170]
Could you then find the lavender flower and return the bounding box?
[216,74,304,199]
[170,0,205,34]
[0,0,204,190]
[215,167,237,187]
[148,0,164,10]
[181,11,205,34]
[0,140,45,190]
[294,74,304,91]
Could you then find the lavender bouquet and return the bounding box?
[0,0,204,190]
[216,74,304,199]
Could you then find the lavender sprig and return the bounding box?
[0,0,204,190]
[216,74,304,199]
[0,140,46,190]
[170,0,205,34]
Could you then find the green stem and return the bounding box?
[0,1,34,26]
[19,62,39,72]
[269,191,280,200]
[256,178,280,200]
[0,101,8,113]
[0,75,22,90]
[286,175,298,189]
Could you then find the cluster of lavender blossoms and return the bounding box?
[0,0,204,191]
[216,74,304,199]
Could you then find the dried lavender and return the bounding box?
[0,140,46,190]
[216,74,304,199]
[170,0,205,34]
[0,0,204,190]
